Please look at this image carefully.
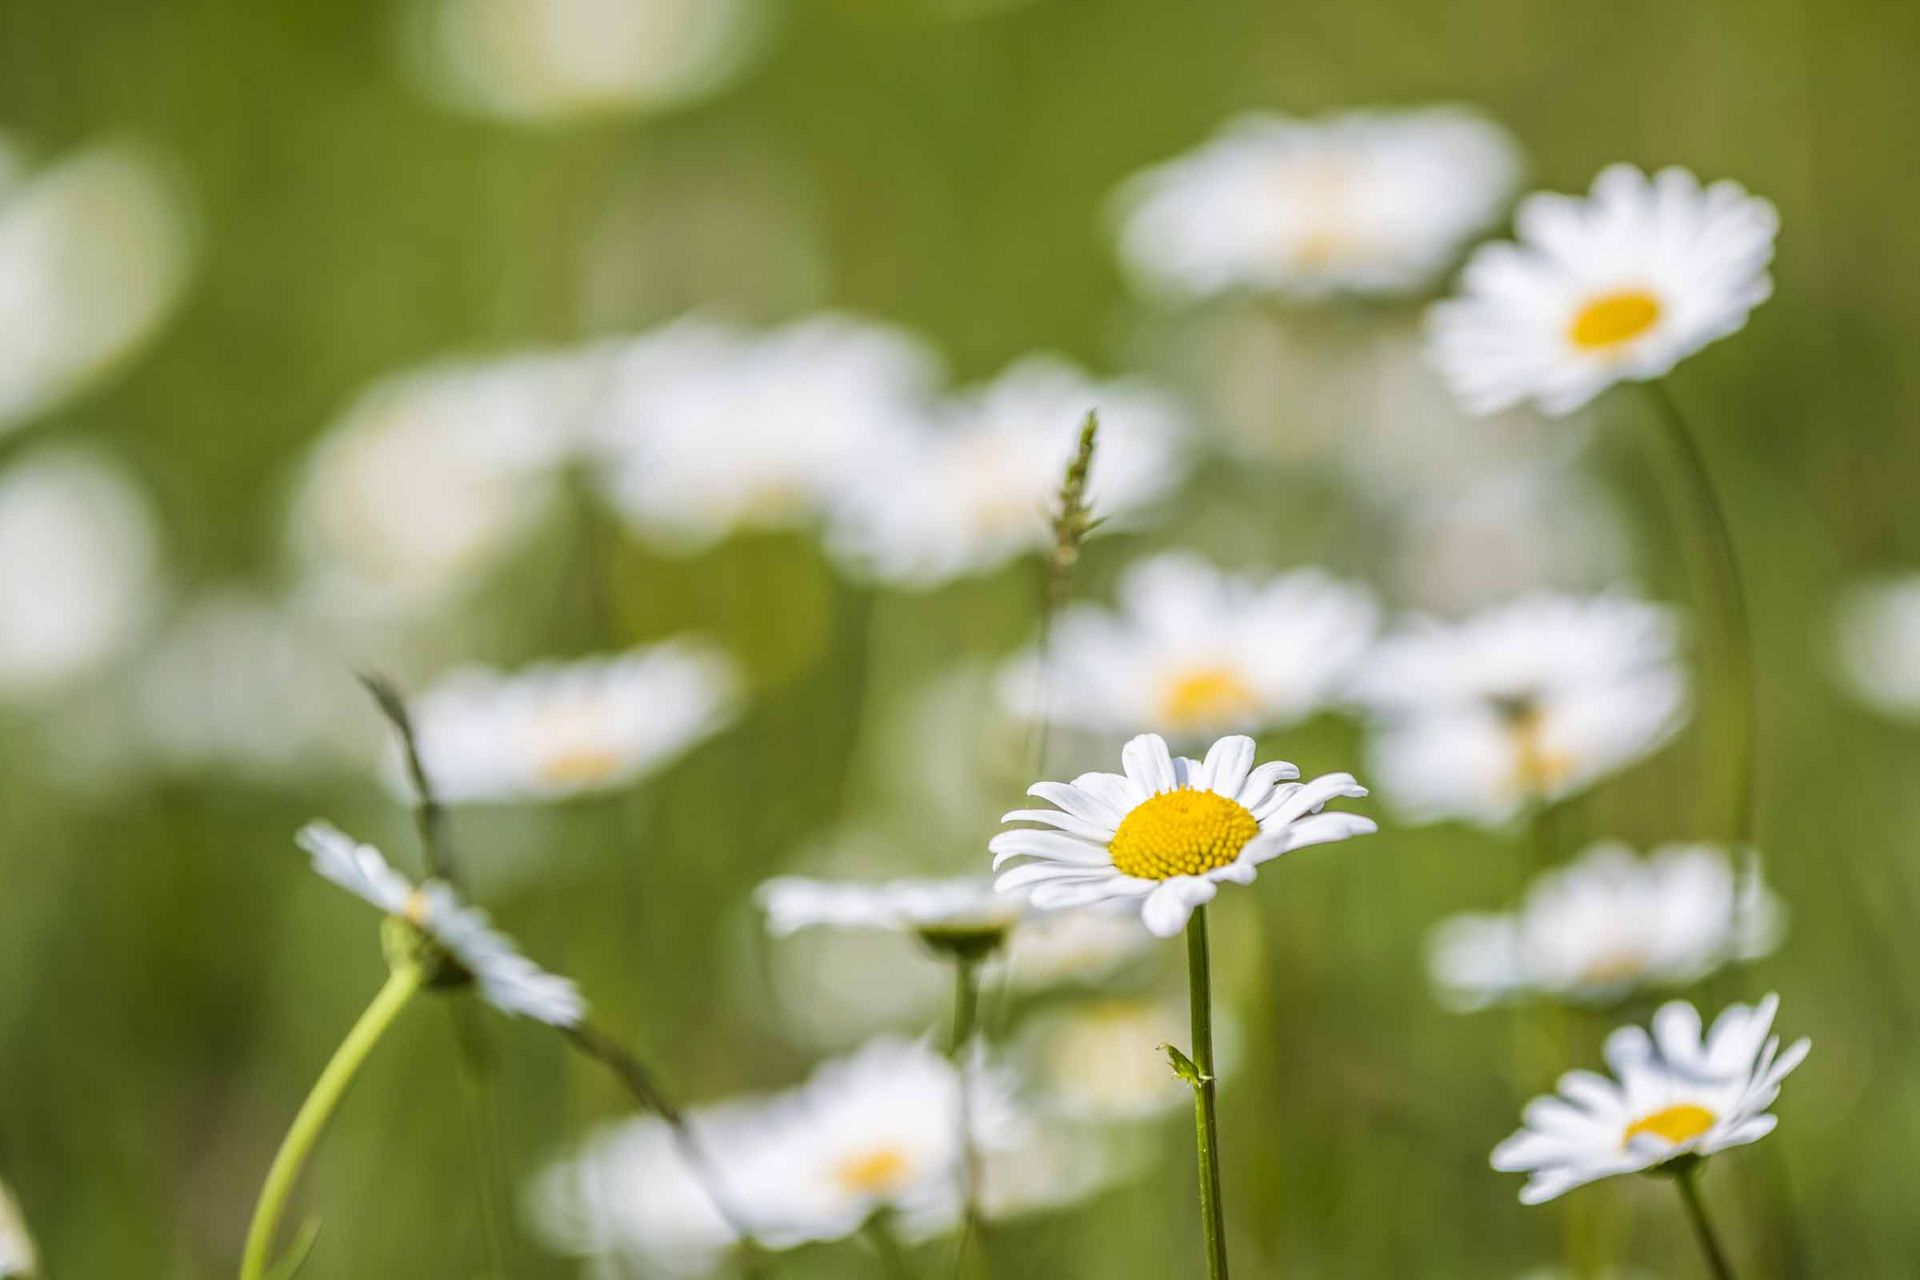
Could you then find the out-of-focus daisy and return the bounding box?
[1355,593,1688,826]
[1492,994,1807,1203]
[1114,108,1521,301]
[587,314,941,551]
[999,552,1378,739]
[0,1180,34,1278]
[1834,574,1920,719]
[0,449,161,699]
[997,901,1154,992]
[1429,842,1784,1010]
[827,357,1188,589]
[992,733,1375,938]
[396,638,739,803]
[288,350,598,619]
[758,876,1025,956]
[1024,995,1213,1121]
[405,0,768,125]
[1428,165,1777,417]
[0,141,194,432]
[297,822,585,1026]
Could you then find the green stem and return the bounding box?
[1674,1165,1738,1280]
[865,1212,918,1280]
[947,958,984,1279]
[1185,906,1231,1280]
[240,964,423,1280]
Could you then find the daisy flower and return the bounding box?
[826,356,1188,589]
[296,821,585,1026]
[586,314,941,551]
[1492,994,1808,1204]
[991,733,1376,938]
[1025,995,1218,1121]
[1427,164,1778,417]
[1355,593,1688,826]
[997,901,1155,992]
[1834,574,1920,719]
[1428,842,1784,1010]
[0,1180,35,1279]
[395,638,739,803]
[0,449,161,700]
[757,876,1025,956]
[1114,107,1521,300]
[999,551,1378,739]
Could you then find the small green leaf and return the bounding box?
[1160,1042,1209,1088]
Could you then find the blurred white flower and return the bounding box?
[1834,574,1920,719]
[406,0,768,124]
[0,1180,35,1278]
[289,350,599,618]
[1428,842,1784,1010]
[1428,165,1777,417]
[827,357,1188,588]
[992,734,1375,938]
[397,638,739,803]
[1113,108,1521,300]
[1356,593,1688,826]
[995,901,1154,992]
[1024,995,1197,1121]
[297,821,586,1026]
[0,142,194,432]
[758,876,1025,945]
[586,315,940,551]
[0,449,161,699]
[1493,994,1807,1204]
[1000,552,1377,740]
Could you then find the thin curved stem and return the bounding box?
[1674,1165,1738,1280]
[240,964,423,1280]
[1185,907,1231,1280]
[947,958,984,1279]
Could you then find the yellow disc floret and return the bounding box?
[1108,787,1262,881]
[1622,1103,1716,1148]
[835,1145,913,1196]
[1569,288,1663,351]
[1159,666,1260,732]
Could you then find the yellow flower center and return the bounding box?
[1569,289,1663,351]
[1159,665,1260,731]
[1622,1103,1717,1148]
[1498,699,1576,798]
[834,1146,913,1197]
[536,745,628,787]
[403,886,431,927]
[1577,949,1649,987]
[532,703,627,787]
[1108,788,1262,881]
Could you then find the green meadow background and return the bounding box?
[2,0,1918,1275]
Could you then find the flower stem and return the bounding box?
[240,963,423,1280]
[1674,1164,1738,1280]
[1185,906,1231,1280]
[947,957,984,1279]
[865,1212,918,1280]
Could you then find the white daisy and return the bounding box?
[296,821,585,1026]
[1492,994,1808,1204]
[587,314,941,551]
[996,901,1155,992]
[826,356,1188,589]
[1429,842,1784,1010]
[0,1180,35,1279]
[757,876,1025,952]
[1834,574,1920,719]
[405,0,768,124]
[991,733,1376,938]
[1355,593,1688,826]
[1114,107,1521,300]
[1024,995,1210,1121]
[0,449,161,699]
[999,552,1378,739]
[0,141,194,433]
[1427,164,1778,417]
[396,638,739,803]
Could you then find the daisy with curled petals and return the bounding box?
[1427,164,1778,418]
[1493,997,1807,1277]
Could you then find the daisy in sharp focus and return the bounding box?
[1492,994,1808,1204]
[1429,841,1783,1010]
[999,551,1378,740]
[394,638,740,803]
[1427,164,1778,417]
[1355,593,1688,827]
[1114,107,1522,301]
[992,733,1376,938]
[297,822,585,1026]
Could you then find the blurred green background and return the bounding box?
[2,0,1918,1275]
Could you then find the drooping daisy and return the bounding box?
[586,314,941,551]
[1427,165,1778,417]
[296,821,585,1026]
[826,357,1188,589]
[757,876,1026,956]
[395,638,739,803]
[0,141,194,432]
[1114,107,1522,301]
[1834,574,1920,719]
[1355,593,1688,826]
[1492,994,1808,1204]
[999,552,1378,739]
[991,733,1376,938]
[0,449,161,699]
[1429,842,1784,1010]
[0,1180,35,1278]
